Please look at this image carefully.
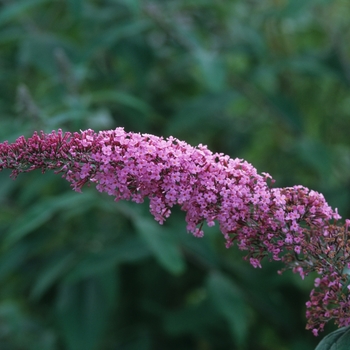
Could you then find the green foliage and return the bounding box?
[56,271,117,350]
[315,327,350,350]
[207,272,250,347]
[1,0,350,348]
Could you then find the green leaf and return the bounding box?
[166,91,238,137]
[114,327,152,350]
[56,271,117,350]
[46,110,88,127]
[30,251,76,300]
[0,301,57,350]
[64,237,151,283]
[176,218,219,269]
[120,0,141,15]
[277,0,311,17]
[67,0,83,19]
[4,192,96,247]
[113,202,186,275]
[266,93,303,132]
[0,0,49,26]
[315,327,350,350]
[84,20,151,55]
[194,49,226,92]
[5,200,54,246]
[0,243,31,281]
[164,300,219,336]
[296,138,332,180]
[83,90,152,115]
[134,216,186,275]
[282,56,337,77]
[0,173,18,202]
[207,271,249,347]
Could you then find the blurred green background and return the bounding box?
[0,0,350,349]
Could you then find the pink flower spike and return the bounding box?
[1,127,350,335]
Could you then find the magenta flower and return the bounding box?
[0,127,349,335]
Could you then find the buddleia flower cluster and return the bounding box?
[1,127,350,335]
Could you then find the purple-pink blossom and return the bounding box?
[0,127,349,335]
